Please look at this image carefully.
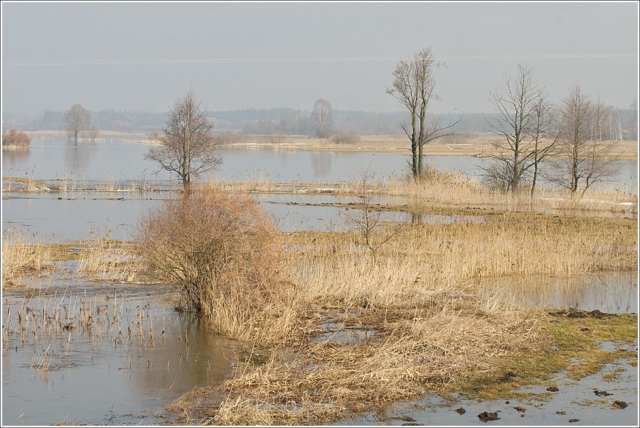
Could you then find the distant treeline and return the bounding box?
[3,107,637,139]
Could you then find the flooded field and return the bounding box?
[2,138,638,426]
[2,282,235,426]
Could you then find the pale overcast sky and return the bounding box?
[1,1,638,115]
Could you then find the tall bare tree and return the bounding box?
[387,47,458,180]
[552,84,617,197]
[529,96,560,196]
[311,99,333,138]
[146,91,222,190]
[64,104,91,143]
[484,63,558,194]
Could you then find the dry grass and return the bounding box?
[290,216,635,309]
[213,134,637,160]
[203,163,636,218]
[75,227,140,282]
[173,279,545,425]
[379,168,637,217]
[1,226,142,287]
[2,228,59,286]
[164,193,636,424]
[164,200,640,424]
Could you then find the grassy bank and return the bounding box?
[213,135,637,161]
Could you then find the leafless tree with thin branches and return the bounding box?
[387,47,460,180]
[550,84,618,197]
[146,91,222,190]
[528,96,561,196]
[484,63,559,194]
[341,170,404,261]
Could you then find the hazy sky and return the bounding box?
[2,1,638,115]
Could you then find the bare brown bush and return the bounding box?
[2,128,31,148]
[136,190,297,341]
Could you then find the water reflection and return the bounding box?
[129,310,235,402]
[312,152,332,177]
[2,148,31,168]
[64,140,97,174]
[2,139,637,191]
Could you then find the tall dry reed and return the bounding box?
[2,228,56,286]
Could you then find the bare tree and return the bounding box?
[387,47,459,180]
[146,91,222,190]
[311,99,333,138]
[341,170,403,261]
[551,84,618,197]
[484,63,559,194]
[529,96,561,196]
[64,104,91,143]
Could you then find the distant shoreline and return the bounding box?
[16,130,639,161]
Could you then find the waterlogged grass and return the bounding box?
[2,228,140,287]
[446,311,638,402]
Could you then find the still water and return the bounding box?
[2,139,637,189]
[2,282,235,425]
[2,193,493,241]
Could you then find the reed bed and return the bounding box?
[2,228,60,286]
[75,228,141,282]
[2,226,143,287]
[289,214,636,307]
[381,169,637,217]
[2,175,169,195]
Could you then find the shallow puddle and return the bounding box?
[340,342,638,426]
[1,283,235,425]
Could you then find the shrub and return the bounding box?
[330,132,361,145]
[2,129,31,148]
[136,190,296,340]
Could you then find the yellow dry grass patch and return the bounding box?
[172,289,545,425]
[2,229,58,286]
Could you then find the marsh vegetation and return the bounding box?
[2,158,637,424]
